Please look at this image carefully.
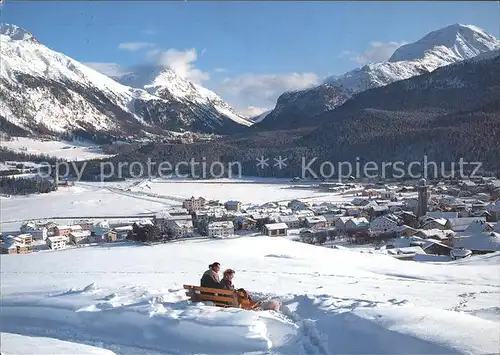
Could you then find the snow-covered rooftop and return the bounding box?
[264,222,288,230]
[454,232,500,252]
[208,221,234,229]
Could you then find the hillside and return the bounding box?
[256,24,500,131]
[1,236,499,354]
[115,65,252,132]
[300,51,500,169]
[0,24,250,139]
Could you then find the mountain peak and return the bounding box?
[258,23,499,130]
[116,65,252,127]
[388,23,499,62]
[1,24,252,137]
[0,23,36,42]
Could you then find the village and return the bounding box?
[2,176,500,262]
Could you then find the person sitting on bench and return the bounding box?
[220,269,262,309]
[200,262,221,289]
[219,268,236,290]
[219,268,240,306]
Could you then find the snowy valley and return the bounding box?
[1,166,500,354]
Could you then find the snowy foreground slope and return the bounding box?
[1,333,116,355]
[1,237,499,354]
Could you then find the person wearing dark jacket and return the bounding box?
[219,268,236,291]
[219,269,238,306]
[219,269,279,311]
[200,262,221,289]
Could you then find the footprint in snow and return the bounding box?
[387,298,410,306]
[167,288,183,293]
[101,293,118,301]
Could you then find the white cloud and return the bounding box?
[351,41,408,64]
[83,62,130,78]
[220,72,319,106]
[142,29,157,36]
[85,43,319,118]
[156,48,210,84]
[218,72,319,118]
[336,50,354,59]
[145,48,161,58]
[118,42,155,51]
[238,106,270,118]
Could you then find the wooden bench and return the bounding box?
[183,285,261,310]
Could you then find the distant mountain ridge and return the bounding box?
[94,51,500,180]
[256,23,500,130]
[300,50,500,168]
[1,21,498,149]
[248,109,273,124]
[388,24,498,62]
[115,65,252,128]
[0,24,251,139]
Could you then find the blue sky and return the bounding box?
[2,1,499,116]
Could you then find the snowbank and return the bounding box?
[1,332,116,355]
[283,295,500,354]
[1,285,298,354]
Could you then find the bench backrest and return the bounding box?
[184,285,234,295]
[183,284,235,307]
[183,284,261,310]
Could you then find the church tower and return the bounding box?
[417,178,428,217]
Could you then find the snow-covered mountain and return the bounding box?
[247,109,273,124]
[0,24,251,139]
[388,24,499,62]
[115,66,252,128]
[0,24,35,41]
[300,51,500,169]
[257,23,500,130]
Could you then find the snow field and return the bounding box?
[0,178,351,231]
[0,137,114,160]
[1,236,499,354]
[0,184,173,232]
[1,332,117,355]
[128,178,352,205]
